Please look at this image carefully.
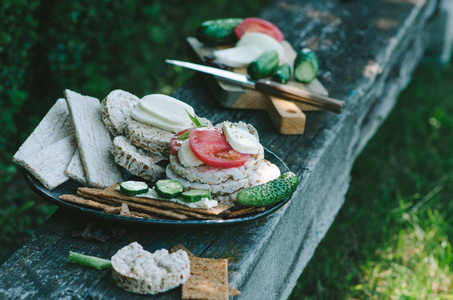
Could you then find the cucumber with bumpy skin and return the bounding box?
[181,189,211,203]
[271,63,291,84]
[293,48,319,83]
[155,179,184,199]
[237,172,298,207]
[247,50,280,80]
[195,18,243,46]
[120,181,149,196]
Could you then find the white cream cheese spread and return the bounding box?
[116,186,218,209]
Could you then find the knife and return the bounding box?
[165,59,345,114]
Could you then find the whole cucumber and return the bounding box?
[271,63,291,84]
[195,18,243,46]
[237,172,299,207]
[247,50,280,80]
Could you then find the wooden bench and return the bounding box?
[0,0,445,298]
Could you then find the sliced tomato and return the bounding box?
[235,17,284,42]
[170,129,190,156]
[189,127,250,168]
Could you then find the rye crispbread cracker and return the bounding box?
[170,245,241,297]
[21,136,77,190]
[65,89,122,188]
[12,98,74,165]
[172,209,223,220]
[79,184,231,216]
[228,285,242,297]
[169,245,229,299]
[76,188,190,220]
[228,206,266,218]
[65,150,87,185]
[60,193,161,219]
[100,89,140,136]
[60,194,115,210]
[119,203,130,216]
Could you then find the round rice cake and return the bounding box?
[101,89,140,136]
[111,136,165,181]
[169,145,264,185]
[166,159,280,196]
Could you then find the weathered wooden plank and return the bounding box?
[0,0,439,299]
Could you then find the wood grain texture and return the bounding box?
[0,0,439,299]
[267,97,306,134]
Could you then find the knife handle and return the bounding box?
[255,79,346,114]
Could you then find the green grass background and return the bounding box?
[1,1,453,299]
[289,63,453,299]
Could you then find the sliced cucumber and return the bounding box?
[271,63,291,84]
[155,179,184,199]
[237,172,299,207]
[120,181,149,196]
[195,18,243,46]
[293,48,319,83]
[181,189,211,203]
[247,49,280,80]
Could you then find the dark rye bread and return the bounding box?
[65,89,122,188]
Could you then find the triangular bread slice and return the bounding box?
[65,89,122,188]
[12,98,73,165]
[20,136,77,189]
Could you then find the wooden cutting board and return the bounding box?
[187,37,329,135]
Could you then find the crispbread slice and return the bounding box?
[182,256,229,299]
[228,206,266,218]
[87,184,231,215]
[60,194,115,210]
[65,150,87,185]
[170,245,241,298]
[76,188,190,220]
[65,89,122,188]
[21,136,77,189]
[60,194,160,219]
[13,98,74,165]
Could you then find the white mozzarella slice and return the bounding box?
[138,94,194,127]
[236,32,285,61]
[130,106,191,133]
[223,121,261,154]
[213,45,263,68]
[178,139,204,168]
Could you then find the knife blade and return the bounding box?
[165,59,345,114]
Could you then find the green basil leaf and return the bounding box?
[177,129,191,140]
[186,110,207,127]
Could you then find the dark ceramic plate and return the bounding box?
[24,147,292,227]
